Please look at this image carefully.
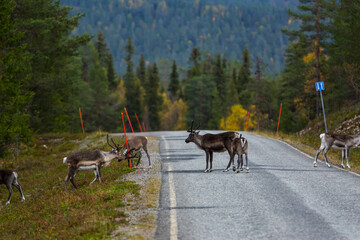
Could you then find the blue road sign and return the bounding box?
[315,82,325,91]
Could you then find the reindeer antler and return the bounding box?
[187,120,194,132]
[107,134,116,149]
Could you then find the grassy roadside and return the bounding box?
[0,132,160,240]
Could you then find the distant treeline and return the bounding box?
[61,0,299,74]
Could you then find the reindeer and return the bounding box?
[113,136,151,168]
[314,133,360,168]
[232,134,249,173]
[185,121,239,172]
[63,135,127,190]
[0,170,25,204]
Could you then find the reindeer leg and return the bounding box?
[98,166,102,183]
[5,184,13,205]
[224,151,233,172]
[314,145,325,167]
[68,168,78,190]
[236,154,241,173]
[346,148,351,168]
[205,151,210,172]
[341,149,346,168]
[209,151,213,172]
[135,151,142,167]
[144,149,152,168]
[245,153,249,173]
[64,167,74,190]
[12,179,25,202]
[90,169,98,185]
[323,147,331,167]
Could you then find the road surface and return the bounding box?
[145,131,360,240]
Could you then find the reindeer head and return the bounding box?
[106,134,125,160]
[185,121,200,143]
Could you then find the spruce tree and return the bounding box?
[136,54,147,85]
[124,37,142,119]
[188,47,201,77]
[213,53,227,115]
[0,0,32,155]
[168,60,180,101]
[14,0,90,132]
[106,54,117,89]
[146,63,162,130]
[95,30,108,66]
[238,46,252,107]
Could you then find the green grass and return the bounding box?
[0,132,140,240]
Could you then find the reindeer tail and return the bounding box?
[63,157,67,164]
[319,133,325,139]
[13,171,18,179]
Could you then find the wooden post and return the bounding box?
[124,107,135,137]
[121,112,131,168]
[276,103,282,136]
[79,107,85,134]
[135,113,143,132]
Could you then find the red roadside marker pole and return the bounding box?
[121,112,131,168]
[135,113,143,132]
[276,103,282,137]
[79,107,85,134]
[124,107,135,137]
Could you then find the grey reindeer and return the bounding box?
[63,135,128,190]
[314,132,360,168]
[0,169,25,204]
[232,134,249,173]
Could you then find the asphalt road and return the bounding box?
[145,131,360,240]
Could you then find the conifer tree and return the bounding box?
[168,60,180,101]
[213,53,227,115]
[146,63,162,130]
[95,30,108,66]
[136,54,147,85]
[124,37,142,120]
[0,0,32,155]
[238,46,252,107]
[14,0,90,132]
[188,47,201,77]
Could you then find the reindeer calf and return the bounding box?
[0,169,25,204]
[232,136,249,173]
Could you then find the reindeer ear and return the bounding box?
[196,130,200,134]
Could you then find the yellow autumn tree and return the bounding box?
[219,104,256,131]
[160,93,188,130]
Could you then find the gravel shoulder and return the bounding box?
[111,138,161,240]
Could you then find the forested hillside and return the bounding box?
[2,0,360,159]
[61,0,298,74]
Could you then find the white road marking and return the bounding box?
[162,137,178,240]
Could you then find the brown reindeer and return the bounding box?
[185,121,239,172]
[113,136,151,168]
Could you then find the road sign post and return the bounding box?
[315,82,327,133]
